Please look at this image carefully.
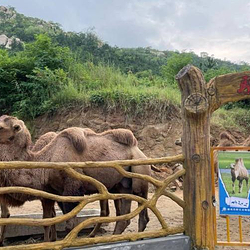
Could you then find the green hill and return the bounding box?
[1,5,250,133]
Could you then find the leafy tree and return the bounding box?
[0,34,71,118]
[204,67,236,82]
[160,53,192,86]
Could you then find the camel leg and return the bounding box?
[50,205,57,241]
[232,181,235,194]
[113,198,131,234]
[0,204,10,246]
[88,199,121,237]
[114,199,121,216]
[62,200,79,233]
[42,199,57,242]
[61,179,83,233]
[137,190,149,232]
[88,200,110,237]
[239,180,243,193]
[112,183,132,235]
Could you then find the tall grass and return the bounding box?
[52,62,181,119]
[211,107,250,133]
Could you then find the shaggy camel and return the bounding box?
[0,131,58,245]
[0,115,150,241]
[33,130,152,236]
[37,126,150,235]
[0,117,58,244]
[230,158,249,194]
[29,129,147,235]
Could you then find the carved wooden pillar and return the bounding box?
[176,65,214,249]
[176,65,250,249]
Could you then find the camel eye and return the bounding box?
[13,125,21,131]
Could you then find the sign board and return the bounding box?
[218,151,250,216]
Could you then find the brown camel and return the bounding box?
[0,116,58,244]
[0,131,59,245]
[31,129,151,237]
[0,115,150,242]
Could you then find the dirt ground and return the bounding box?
[4,188,250,249]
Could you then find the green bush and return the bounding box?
[0,34,72,118]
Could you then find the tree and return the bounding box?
[160,53,192,86]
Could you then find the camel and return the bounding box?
[0,131,59,245]
[0,117,58,244]
[0,115,150,243]
[32,129,152,237]
[35,126,150,235]
[213,131,238,180]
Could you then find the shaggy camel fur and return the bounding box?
[0,115,150,241]
[0,116,57,244]
[32,129,151,236]
[32,132,57,152]
[0,131,59,245]
[39,126,150,235]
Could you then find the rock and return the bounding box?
[0,34,8,46]
[0,34,21,49]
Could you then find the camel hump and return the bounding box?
[32,132,57,152]
[59,127,87,153]
[103,129,138,146]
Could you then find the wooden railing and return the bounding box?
[0,154,185,250]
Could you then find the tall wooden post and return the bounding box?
[176,65,250,249]
[176,65,214,249]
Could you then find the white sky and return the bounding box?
[1,0,250,64]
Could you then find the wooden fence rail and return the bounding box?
[0,155,185,250]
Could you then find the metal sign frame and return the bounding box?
[211,146,250,247]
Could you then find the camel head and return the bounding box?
[230,163,235,169]
[0,115,32,148]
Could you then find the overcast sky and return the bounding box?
[2,0,250,63]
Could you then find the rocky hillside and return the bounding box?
[31,106,247,161]
[32,107,183,158]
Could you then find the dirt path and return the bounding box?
[5,189,250,249]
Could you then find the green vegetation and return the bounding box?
[0,34,180,119]
[1,6,250,123]
[212,108,250,133]
[218,151,250,169]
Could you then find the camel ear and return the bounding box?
[13,124,21,132]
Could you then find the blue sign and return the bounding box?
[218,151,250,216]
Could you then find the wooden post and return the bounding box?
[176,65,214,249]
[176,65,250,249]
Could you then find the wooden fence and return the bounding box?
[0,155,185,250]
